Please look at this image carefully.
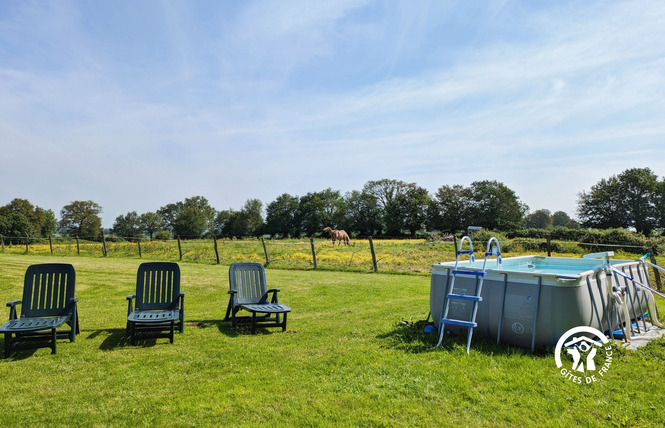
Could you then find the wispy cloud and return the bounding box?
[1,0,664,224]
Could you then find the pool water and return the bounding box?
[448,255,624,276]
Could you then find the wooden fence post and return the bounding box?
[25,236,29,253]
[49,235,54,255]
[547,237,551,257]
[310,238,317,269]
[648,245,662,290]
[213,236,220,264]
[261,237,270,266]
[102,234,107,257]
[177,236,183,261]
[369,237,378,273]
[76,236,80,255]
[1,235,4,251]
[137,239,142,258]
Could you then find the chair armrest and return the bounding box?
[6,300,21,320]
[126,295,135,315]
[263,289,281,304]
[69,297,79,303]
[227,290,237,295]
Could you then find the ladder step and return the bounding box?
[452,270,487,277]
[457,250,474,255]
[441,318,477,328]
[447,293,482,302]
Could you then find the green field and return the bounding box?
[0,253,664,427]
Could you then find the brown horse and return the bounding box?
[323,227,350,247]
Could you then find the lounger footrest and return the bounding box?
[0,316,68,333]
[240,303,291,314]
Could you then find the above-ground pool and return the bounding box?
[430,253,653,350]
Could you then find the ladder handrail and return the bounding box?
[454,236,475,270]
[482,237,502,271]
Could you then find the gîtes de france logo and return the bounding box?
[555,326,613,384]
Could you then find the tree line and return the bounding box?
[1,168,664,242]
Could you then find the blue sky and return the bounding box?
[1,0,664,228]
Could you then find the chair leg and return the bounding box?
[130,323,136,346]
[170,321,174,344]
[51,328,57,354]
[4,333,11,358]
[282,313,288,332]
[251,312,257,335]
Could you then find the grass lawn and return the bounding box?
[0,253,664,427]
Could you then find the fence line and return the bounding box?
[0,234,661,281]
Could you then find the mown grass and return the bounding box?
[0,253,664,427]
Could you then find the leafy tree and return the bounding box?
[466,180,528,231]
[428,185,469,234]
[577,176,625,230]
[42,209,58,236]
[551,211,572,227]
[0,212,35,243]
[59,200,103,239]
[159,196,215,239]
[214,209,235,237]
[657,179,665,230]
[112,211,143,238]
[343,190,382,236]
[362,179,409,211]
[618,168,659,235]
[577,168,659,235]
[525,209,553,229]
[157,203,182,233]
[238,199,264,237]
[363,179,429,236]
[385,184,430,236]
[0,198,54,237]
[297,189,344,236]
[218,199,265,238]
[265,193,300,237]
[139,212,164,240]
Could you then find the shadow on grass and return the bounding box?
[188,317,290,337]
[88,328,183,350]
[187,319,240,337]
[0,339,38,360]
[377,319,552,357]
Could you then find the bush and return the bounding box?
[154,230,171,241]
[579,228,649,253]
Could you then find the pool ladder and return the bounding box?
[436,236,502,354]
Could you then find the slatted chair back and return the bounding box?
[21,263,76,318]
[135,262,181,311]
[229,263,268,306]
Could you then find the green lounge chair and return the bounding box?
[0,263,79,358]
[126,262,184,345]
[225,262,291,334]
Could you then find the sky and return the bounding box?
[1,0,664,228]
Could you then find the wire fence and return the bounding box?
[0,234,661,277]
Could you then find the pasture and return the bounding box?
[0,253,664,427]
